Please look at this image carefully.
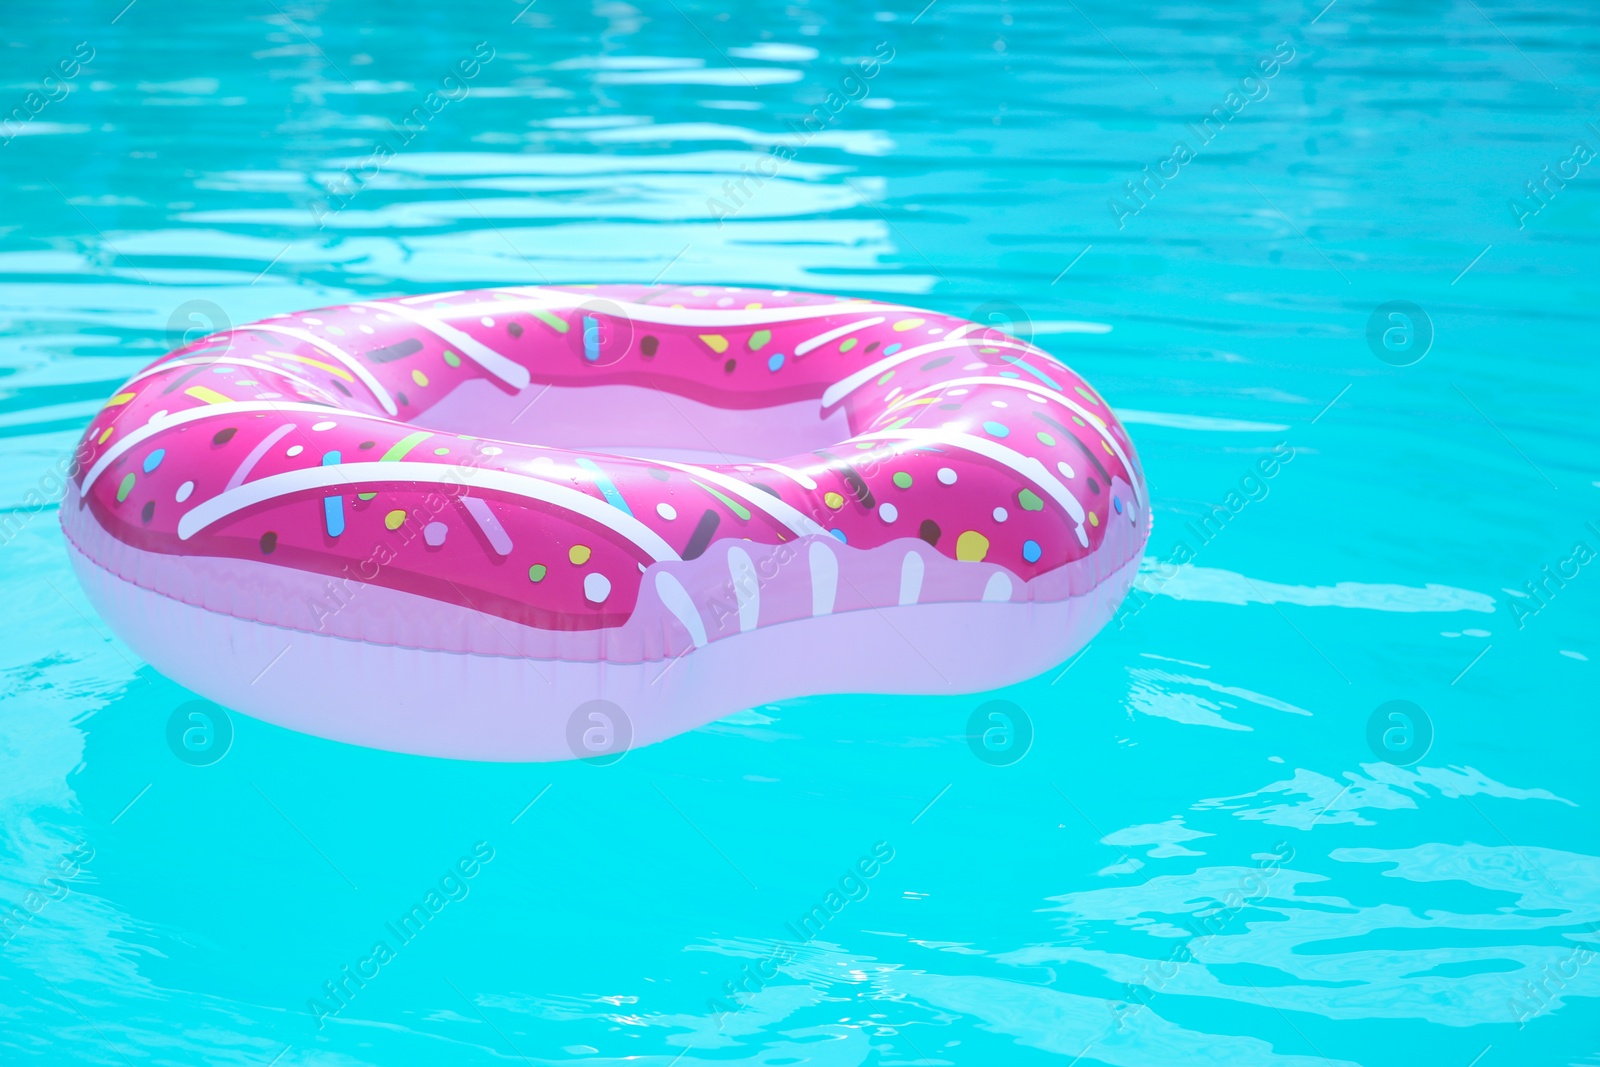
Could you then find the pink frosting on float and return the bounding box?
[67,284,1148,640]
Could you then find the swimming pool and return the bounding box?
[2,1,1597,1064]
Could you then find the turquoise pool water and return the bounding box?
[3,1,1598,1064]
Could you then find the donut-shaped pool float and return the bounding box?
[63,285,1148,760]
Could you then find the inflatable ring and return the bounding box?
[63,285,1148,760]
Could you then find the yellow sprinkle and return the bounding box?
[569,544,591,565]
[745,303,763,309]
[1089,512,1100,527]
[823,491,844,509]
[892,317,926,332]
[383,510,405,530]
[1102,440,1115,454]
[698,333,729,354]
[97,426,115,444]
[274,352,355,381]
[956,531,990,562]
[105,392,137,407]
[411,369,429,387]
[185,385,232,404]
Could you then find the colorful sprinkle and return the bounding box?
[892,317,925,332]
[919,519,941,545]
[380,431,431,463]
[175,480,194,502]
[321,451,345,537]
[824,491,845,509]
[1089,512,1100,527]
[424,522,447,546]
[582,316,601,361]
[463,497,512,556]
[955,530,989,562]
[116,473,135,502]
[569,544,591,565]
[699,333,729,354]
[576,456,633,516]
[1037,431,1056,446]
[767,353,785,372]
[97,426,114,444]
[839,337,858,353]
[937,467,957,485]
[982,420,1009,438]
[879,502,898,522]
[657,502,677,520]
[640,335,659,356]
[106,392,137,407]
[1114,495,1123,514]
[443,350,461,368]
[1022,539,1042,563]
[1018,488,1044,511]
[411,369,429,387]
[142,449,165,473]
[993,507,1008,522]
[532,309,568,333]
[433,447,450,456]
[528,563,547,582]
[260,531,277,554]
[748,329,771,350]
[892,471,913,489]
[384,509,406,530]
[583,573,612,603]
[185,385,232,405]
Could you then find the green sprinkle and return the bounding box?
[433,447,450,455]
[380,431,431,462]
[116,473,135,502]
[528,564,547,582]
[691,479,751,521]
[876,370,894,385]
[893,471,913,489]
[1036,431,1056,446]
[1018,488,1044,511]
[532,309,569,333]
[443,350,461,368]
[839,338,858,352]
[358,492,377,501]
[748,329,771,350]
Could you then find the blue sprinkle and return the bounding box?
[582,315,601,362]
[1022,539,1042,563]
[883,343,901,356]
[322,450,345,536]
[212,365,234,374]
[767,352,785,372]
[982,420,1010,438]
[999,370,1022,378]
[142,448,165,473]
[829,528,848,544]
[1114,495,1123,514]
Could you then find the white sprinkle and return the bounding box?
[657,502,677,520]
[311,421,337,431]
[480,316,495,327]
[1057,460,1075,479]
[287,445,304,457]
[302,316,323,325]
[175,480,194,502]
[937,467,957,485]
[928,327,944,334]
[879,502,898,522]
[424,521,447,546]
[584,572,611,603]
[993,507,1008,522]
[963,361,987,370]
[359,324,374,334]
[991,400,1008,407]
[482,446,503,456]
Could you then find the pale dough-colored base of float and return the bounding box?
[68,542,1136,762]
